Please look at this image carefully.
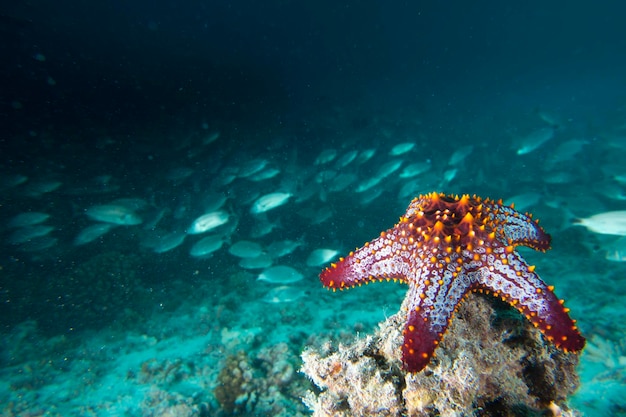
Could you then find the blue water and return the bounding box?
[2,1,626,415]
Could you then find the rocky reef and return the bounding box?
[302,294,582,417]
[214,343,309,416]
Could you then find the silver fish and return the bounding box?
[389,143,415,156]
[376,159,403,178]
[334,150,359,168]
[249,168,281,182]
[516,127,555,155]
[187,210,229,234]
[151,232,186,253]
[238,158,268,178]
[306,248,339,267]
[262,286,308,303]
[7,212,50,229]
[355,176,382,193]
[250,192,292,214]
[257,265,304,284]
[315,149,337,165]
[228,240,264,258]
[9,225,55,245]
[448,145,474,165]
[399,161,432,179]
[266,240,303,258]
[239,254,273,269]
[86,204,142,225]
[355,149,376,164]
[504,192,541,213]
[74,223,115,245]
[573,211,626,236]
[190,235,224,258]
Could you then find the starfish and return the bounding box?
[320,192,585,372]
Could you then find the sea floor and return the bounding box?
[0,269,408,416]
[1,248,626,416]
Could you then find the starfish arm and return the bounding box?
[402,263,475,372]
[474,247,585,352]
[320,233,412,290]
[489,203,551,251]
[402,282,442,372]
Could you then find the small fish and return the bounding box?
[189,235,224,257]
[389,143,415,156]
[22,180,62,197]
[0,174,28,189]
[547,139,588,166]
[516,127,555,155]
[448,145,474,165]
[73,223,115,245]
[334,150,359,168]
[614,174,626,186]
[315,149,337,165]
[537,110,561,128]
[249,168,281,182]
[86,204,142,225]
[376,159,403,178]
[250,192,292,214]
[238,158,268,178]
[228,240,264,258]
[257,265,304,284]
[7,212,50,229]
[310,206,333,224]
[360,187,384,205]
[328,173,358,192]
[355,176,382,193]
[151,232,186,253]
[200,192,229,212]
[504,192,541,213]
[202,131,220,145]
[239,254,273,269]
[249,216,281,238]
[595,183,626,201]
[262,286,308,303]
[266,240,303,258]
[355,149,376,164]
[315,170,337,183]
[306,248,339,267]
[187,210,229,234]
[573,211,626,236]
[399,161,431,178]
[9,225,55,245]
[442,168,457,183]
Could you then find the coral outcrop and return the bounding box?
[214,343,309,416]
[302,294,581,417]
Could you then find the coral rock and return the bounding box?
[302,295,582,417]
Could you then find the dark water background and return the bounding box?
[3,1,625,137]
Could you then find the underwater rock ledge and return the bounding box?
[301,294,581,417]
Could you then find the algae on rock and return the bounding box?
[302,294,581,417]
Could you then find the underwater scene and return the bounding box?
[2,1,626,416]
